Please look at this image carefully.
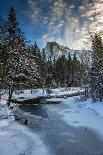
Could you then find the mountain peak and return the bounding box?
[42,42,81,59]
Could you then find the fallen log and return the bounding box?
[48,91,84,99]
[11,91,84,105]
[11,96,45,105]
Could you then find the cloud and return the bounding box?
[50,0,66,20]
[42,0,67,41]
[61,0,103,49]
[41,0,89,50]
[40,0,91,50]
[28,0,103,50]
[43,16,49,24]
[79,0,103,35]
[28,0,42,22]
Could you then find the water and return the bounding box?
[19,100,60,118]
[19,104,48,118]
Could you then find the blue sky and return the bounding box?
[0,0,103,49]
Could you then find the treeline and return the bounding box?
[40,52,81,88]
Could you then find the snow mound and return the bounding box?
[81,99,103,118]
[0,100,14,119]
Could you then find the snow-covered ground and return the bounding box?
[1,89,47,101]
[59,97,103,139]
[0,87,83,102]
[49,87,83,97]
[0,119,50,155]
[0,99,50,155]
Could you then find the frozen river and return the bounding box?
[19,100,103,155]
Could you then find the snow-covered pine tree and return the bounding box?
[71,53,81,87]
[40,49,47,91]
[25,45,40,90]
[80,50,91,97]
[6,7,27,105]
[90,33,103,101]
[27,43,42,88]
[4,7,40,104]
[53,56,60,87]
[0,23,10,90]
[66,53,72,87]
[46,56,54,88]
[54,55,67,87]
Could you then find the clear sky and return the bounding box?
[0,0,102,49]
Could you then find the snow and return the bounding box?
[82,99,103,117]
[46,97,66,102]
[0,87,81,118]
[0,87,82,155]
[12,89,47,101]
[1,87,103,153]
[10,87,83,101]
[49,87,83,97]
[60,97,103,139]
[0,100,14,119]
[0,93,50,155]
[0,119,50,155]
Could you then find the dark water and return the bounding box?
[19,100,60,118]
[19,104,48,118]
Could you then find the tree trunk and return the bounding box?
[7,85,14,107]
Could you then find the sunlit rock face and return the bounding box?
[42,41,82,59]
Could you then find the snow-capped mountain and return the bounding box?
[42,42,82,59]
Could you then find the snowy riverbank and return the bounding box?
[1,87,82,101]
[0,99,50,155]
[0,119,50,155]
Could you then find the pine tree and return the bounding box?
[5,7,40,103]
[80,50,91,97]
[52,56,57,87]
[54,55,67,87]
[90,33,103,101]
[53,56,60,86]
[29,43,42,88]
[71,53,80,86]
[46,57,54,88]
[91,33,103,69]
[0,24,10,90]
[41,49,47,91]
[0,43,8,88]
[24,47,40,90]
[6,7,26,105]
[66,53,72,87]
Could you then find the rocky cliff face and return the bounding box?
[42,42,82,59]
